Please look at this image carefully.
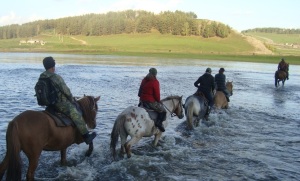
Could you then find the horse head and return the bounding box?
[226,81,233,95]
[77,95,100,129]
[161,95,184,119]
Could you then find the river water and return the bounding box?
[0,53,299,181]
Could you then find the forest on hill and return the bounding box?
[242,27,300,34]
[0,10,231,40]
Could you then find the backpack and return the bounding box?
[35,77,58,106]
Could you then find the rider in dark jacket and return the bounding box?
[215,68,231,102]
[278,58,289,80]
[194,68,215,117]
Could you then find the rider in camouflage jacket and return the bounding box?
[40,57,96,144]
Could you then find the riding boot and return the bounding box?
[155,113,165,132]
[82,132,97,145]
[204,106,211,120]
[226,96,230,102]
[155,119,165,132]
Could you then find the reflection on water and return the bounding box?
[0,53,300,181]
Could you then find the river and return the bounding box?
[0,53,299,181]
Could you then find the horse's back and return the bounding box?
[184,95,204,115]
[13,110,50,127]
[11,110,76,150]
[116,106,155,136]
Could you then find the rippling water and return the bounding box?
[0,53,299,181]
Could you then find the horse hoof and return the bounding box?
[85,150,92,157]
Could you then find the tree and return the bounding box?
[181,22,190,36]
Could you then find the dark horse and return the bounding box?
[275,64,289,87]
[0,95,100,181]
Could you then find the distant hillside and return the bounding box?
[243,29,300,56]
[0,31,264,55]
[242,27,300,34]
[0,10,231,40]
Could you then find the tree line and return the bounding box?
[242,28,300,34]
[0,10,231,40]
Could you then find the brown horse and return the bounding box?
[275,63,289,87]
[0,95,100,181]
[214,81,233,109]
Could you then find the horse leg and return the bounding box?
[120,133,128,158]
[124,137,142,158]
[85,142,94,157]
[26,151,42,181]
[152,132,162,147]
[195,118,200,127]
[60,149,67,166]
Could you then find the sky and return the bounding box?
[1,0,299,32]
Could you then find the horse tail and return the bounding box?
[5,121,22,181]
[110,114,126,160]
[185,101,195,129]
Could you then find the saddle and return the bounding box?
[43,103,82,127]
[138,102,165,121]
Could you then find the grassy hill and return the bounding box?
[1,31,300,64]
[243,32,300,56]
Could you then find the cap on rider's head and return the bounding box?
[281,58,285,61]
[206,67,212,73]
[219,68,225,72]
[149,68,157,76]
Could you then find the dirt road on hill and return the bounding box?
[243,34,273,55]
[70,36,87,45]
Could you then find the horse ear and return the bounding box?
[95,96,100,102]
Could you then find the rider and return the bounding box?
[39,56,96,144]
[278,58,289,80]
[215,68,231,102]
[138,68,166,132]
[194,67,215,119]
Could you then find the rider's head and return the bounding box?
[149,68,157,76]
[219,68,225,73]
[206,67,212,74]
[43,56,56,70]
[281,58,285,62]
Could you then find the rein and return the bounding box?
[162,97,178,117]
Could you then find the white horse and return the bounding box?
[183,94,208,130]
[110,95,184,159]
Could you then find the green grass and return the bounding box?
[1,32,300,64]
[244,32,300,56]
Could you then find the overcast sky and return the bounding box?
[1,0,299,32]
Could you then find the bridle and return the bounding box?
[162,97,182,117]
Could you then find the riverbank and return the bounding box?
[1,32,299,65]
[1,50,299,65]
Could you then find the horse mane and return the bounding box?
[161,95,181,102]
[77,96,98,123]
